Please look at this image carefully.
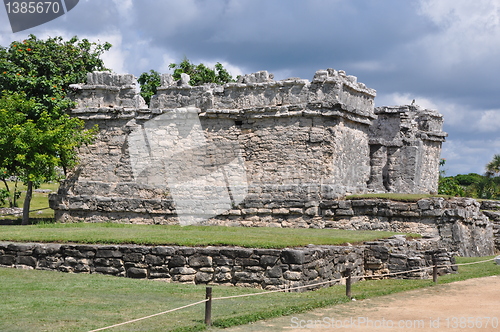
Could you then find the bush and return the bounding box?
[0,188,9,205]
[438,177,465,196]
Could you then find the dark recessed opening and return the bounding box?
[235,120,243,126]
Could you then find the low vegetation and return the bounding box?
[0,256,498,332]
[438,155,500,199]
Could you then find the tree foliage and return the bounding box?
[168,57,236,86]
[438,155,500,200]
[0,34,111,119]
[0,35,109,224]
[438,176,465,197]
[137,69,160,105]
[138,59,236,106]
[486,154,500,177]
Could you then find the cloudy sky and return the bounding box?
[1,0,499,176]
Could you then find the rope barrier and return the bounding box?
[87,299,208,332]
[189,257,498,302]
[212,276,347,301]
[442,257,496,267]
[87,256,498,331]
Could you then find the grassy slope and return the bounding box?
[0,223,402,248]
[0,256,498,332]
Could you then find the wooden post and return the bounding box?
[205,287,212,326]
[346,268,352,298]
[432,256,438,284]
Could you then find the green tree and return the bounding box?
[137,69,160,105]
[0,34,111,119]
[0,92,97,224]
[168,57,235,86]
[0,35,109,224]
[486,154,500,177]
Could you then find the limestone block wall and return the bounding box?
[0,237,456,290]
[481,200,500,251]
[320,197,494,257]
[51,69,378,224]
[368,106,447,194]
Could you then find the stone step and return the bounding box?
[481,200,500,211]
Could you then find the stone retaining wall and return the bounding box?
[0,237,456,291]
[206,197,494,257]
[49,196,495,257]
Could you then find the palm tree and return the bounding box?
[486,154,500,177]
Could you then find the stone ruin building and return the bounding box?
[38,68,496,260]
[49,69,448,227]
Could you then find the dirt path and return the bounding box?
[213,275,500,332]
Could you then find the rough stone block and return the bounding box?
[195,272,213,283]
[282,250,305,264]
[151,246,176,256]
[16,256,37,267]
[145,254,164,266]
[127,267,149,278]
[188,255,212,267]
[95,266,120,275]
[266,265,283,278]
[171,267,196,275]
[96,249,123,258]
[235,258,260,266]
[0,255,16,265]
[220,248,253,258]
[260,255,279,266]
[168,255,186,268]
[123,253,144,262]
[213,256,233,266]
[283,271,302,281]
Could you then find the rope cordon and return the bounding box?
[88,257,497,331]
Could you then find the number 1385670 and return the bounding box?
[5,2,61,14]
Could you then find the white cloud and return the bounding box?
[475,110,500,133]
[159,54,178,73]
[89,32,127,74]
[417,0,500,66]
[442,139,500,175]
[112,0,133,18]
[199,59,246,78]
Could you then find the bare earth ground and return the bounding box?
[213,276,500,332]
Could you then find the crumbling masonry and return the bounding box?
[44,69,499,258]
[49,69,448,227]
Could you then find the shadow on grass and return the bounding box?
[0,217,56,225]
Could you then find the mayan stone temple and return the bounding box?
[0,67,497,293]
[49,69,450,227]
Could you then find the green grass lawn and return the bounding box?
[0,256,498,332]
[0,223,404,248]
[0,181,58,222]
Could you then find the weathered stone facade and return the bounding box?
[322,197,494,257]
[368,106,447,194]
[481,200,500,251]
[0,237,456,290]
[50,69,447,227]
